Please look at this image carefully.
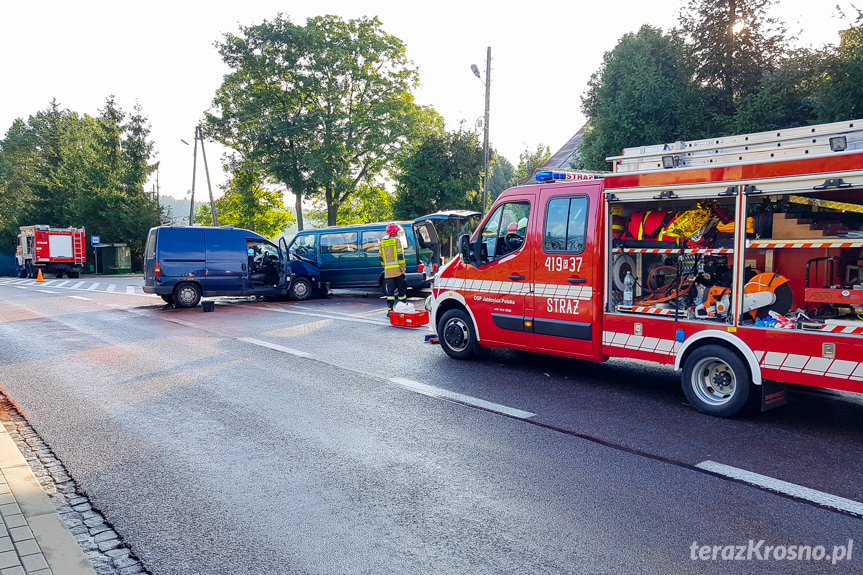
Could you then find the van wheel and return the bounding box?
[160,295,175,305]
[681,344,751,417]
[438,309,480,360]
[289,277,313,301]
[173,283,201,308]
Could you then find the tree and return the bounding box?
[306,183,393,226]
[207,14,432,229]
[194,168,294,237]
[816,16,863,122]
[679,0,789,116]
[578,25,708,171]
[486,152,515,202]
[513,143,551,184]
[732,48,822,132]
[0,98,160,267]
[392,129,483,220]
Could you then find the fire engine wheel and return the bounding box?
[438,309,480,360]
[289,277,313,301]
[173,283,201,308]
[681,345,751,417]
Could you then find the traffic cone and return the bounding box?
[36,269,44,283]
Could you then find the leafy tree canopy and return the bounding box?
[578,25,708,171]
[207,14,437,229]
[392,129,483,220]
[816,12,863,122]
[514,143,552,184]
[194,168,294,238]
[679,0,789,109]
[0,98,160,265]
[486,152,515,202]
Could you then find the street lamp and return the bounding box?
[472,47,491,217]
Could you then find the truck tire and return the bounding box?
[160,295,175,305]
[681,344,752,417]
[289,277,313,301]
[438,309,481,360]
[173,283,201,308]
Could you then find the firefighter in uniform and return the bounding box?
[379,224,407,315]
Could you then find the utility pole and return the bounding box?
[188,134,198,226]
[187,126,218,227]
[197,126,219,227]
[472,47,492,217]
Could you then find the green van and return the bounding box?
[286,220,440,298]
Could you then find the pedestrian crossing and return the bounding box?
[0,277,157,297]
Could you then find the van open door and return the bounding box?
[414,210,480,273]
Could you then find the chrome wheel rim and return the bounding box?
[690,357,736,406]
[443,318,470,352]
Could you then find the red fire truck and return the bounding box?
[428,119,863,417]
[16,225,86,279]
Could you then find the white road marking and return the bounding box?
[126,286,135,294]
[86,282,101,291]
[72,282,87,289]
[69,296,91,301]
[107,284,116,293]
[389,377,536,420]
[36,290,57,294]
[265,306,389,326]
[238,337,313,358]
[55,281,71,287]
[163,318,199,327]
[696,460,863,516]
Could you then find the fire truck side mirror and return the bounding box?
[458,234,476,267]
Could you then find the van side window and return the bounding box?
[544,196,588,253]
[320,232,358,254]
[362,230,387,252]
[145,230,156,260]
[291,233,316,256]
[479,201,530,264]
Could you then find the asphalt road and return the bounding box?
[0,275,860,574]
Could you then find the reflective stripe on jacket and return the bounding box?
[379,237,406,278]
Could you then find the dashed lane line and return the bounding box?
[238,337,314,358]
[389,377,536,420]
[696,460,863,517]
[68,296,91,301]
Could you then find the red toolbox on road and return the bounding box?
[390,310,430,327]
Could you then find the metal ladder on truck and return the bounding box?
[72,228,86,267]
[608,119,863,173]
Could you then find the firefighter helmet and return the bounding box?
[385,224,400,236]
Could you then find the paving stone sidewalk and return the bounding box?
[0,411,95,575]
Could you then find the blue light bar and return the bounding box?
[535,171,599,183]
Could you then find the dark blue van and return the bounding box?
[142,226,310,307]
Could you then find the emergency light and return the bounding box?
[535,171,598,182]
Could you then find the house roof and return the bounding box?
[542,124,586,170]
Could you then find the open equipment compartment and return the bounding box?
[606,186,739,324]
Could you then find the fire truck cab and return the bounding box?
[429,119,863,417]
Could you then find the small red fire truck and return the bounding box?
[428,119,863,416]
[16,225,86,279]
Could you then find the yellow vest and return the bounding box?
[379,236,405,278]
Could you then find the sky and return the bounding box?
[0,0,859,203]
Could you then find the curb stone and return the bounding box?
[0,394,148,575]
